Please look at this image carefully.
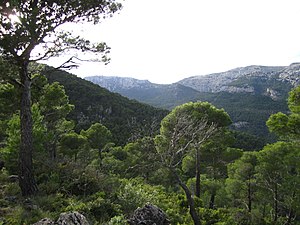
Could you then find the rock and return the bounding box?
[85,76,154,92]
[232,121,249,129]
[128,203,170,225]
[4,195,17,203]
[24,198,38,210]
[32,212,89,225]
[8,175,19,182]
[56,211,89,225]
[32,218,55,225]
[264,88,280,100]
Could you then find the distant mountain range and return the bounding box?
[85,75,201,109]
[85,63,300,141]
[179,64,299,96]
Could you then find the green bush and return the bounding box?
[108,215,127,225]
[33,193,67,215]
[199,208,236,225]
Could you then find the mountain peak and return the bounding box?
[85,76,154,92]
[178,64,298,93]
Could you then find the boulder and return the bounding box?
[8,175,19,182]
[56,211,89,225]
[128,203,170,225]
[32,218,54,225]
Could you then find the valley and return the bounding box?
[85,63,300,141]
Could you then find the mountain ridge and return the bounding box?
[85,63,300,98]
[84,63,300,107]
[85,63,300,91]
[178,64,299,95]
[85,75,157,92]
[84,63,300,141]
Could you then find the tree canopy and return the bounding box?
[155,101,231,225]
[267,86,300,142]
[157,101,231,169]
[0,0,121,65]
[0,79,299,224]
[0,0,122,196]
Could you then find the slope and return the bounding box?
[85,76,203,109]
[43,68,168,146]
[84,64,300,142]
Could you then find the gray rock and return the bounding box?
[32,218,55,225]
[56,211,89,225]
[8,175,19,182]
[128,203,170,225]
[4,195,17,203]
[85,76,155,92]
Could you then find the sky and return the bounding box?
[45,0,300,84]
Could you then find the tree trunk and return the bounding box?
[247,178,252,212]
[195,149,201,198]
[209,193,215,209]
[172,169,201,225]
[50,135,58,160]
[274,183,278,222]
[98,148,103,168]
[19,61,38,196]
[285,191,295,225]
[50,141,57,160]
[286,208,294,225]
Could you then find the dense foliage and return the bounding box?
[0,56,299,225]
[1,1,297,224]
[0,0,122,196]
[43,67,168,146]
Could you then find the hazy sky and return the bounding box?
[46,0,300,84]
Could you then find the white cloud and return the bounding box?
[44,0,300,84]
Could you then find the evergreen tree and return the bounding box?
[267,86,300,142]
[0,0,121,196]
[155,102,231,225]
[81,123,112,166]
[256,142,300,224]
[226,151,258,212]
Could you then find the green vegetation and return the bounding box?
[43,67,168,146]
[0,1,299,223]
[155,102,232,225]
[0,0,122,196]
[191,92,289,143]
[1,68,299,224]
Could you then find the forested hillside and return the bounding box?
[1,77,299,224]
[1,62,298,225]
[1,1,299,224]
[44,68,168,145]
[192,92,289,140]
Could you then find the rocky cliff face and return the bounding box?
[85,63,300,98]
[83,63,300,109]
[177,65,296,94]
[278,63,300,86]
[85,76,158,92]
